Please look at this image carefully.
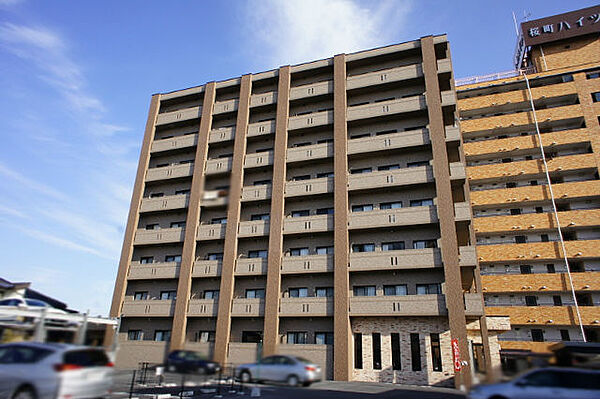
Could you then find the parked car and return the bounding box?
[236,355,322,387]
[0,342,113,399]
[468,367,600,399]
[165,350,220,374]
[0,298,68,325]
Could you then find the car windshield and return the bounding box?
[182,352,205,361]
[63,349,109,367]
[25,299,47,307]
[0,299,20,306]
[0,345,53,364]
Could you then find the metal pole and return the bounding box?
[129,369,136,399]
[523,74,587,342]
[76,312,88,345]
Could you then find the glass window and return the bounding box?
[315,332,334,345]
[145,223,159,230]
[245,289,265,299]
[416,284,441,295]
[287,332,308,344]
[352,243,375,252]
[316,246,334,255]
[211,217,228,225]
[290,247,309,256]
[292,175,311,181]
[248,250,268,258]
[195,331,215,342]
[531,329,544,342]
[406,161,429,168]
[350,167,372,174]
[165,255,182,262]
[560,329,570,341]
[410,199,434,207]
[316,207,334,215]
[154,330,171,342]
[316,287,334,297]
[410,333,421,371]
[520,265,532,274]
[587,72,600,79]
[149,192,164,198]
[250,213,270,221]
[412,240,437,249]
[242,331,262,343]
[207,253,224,261]
[525,296,538,306]
[380,201,402,209]
[170,221,186,228]
[175,189,190,195]
[254,180,271,186]
[160,291,176,300]
[134,292,148,300]
[25,300,46,307]
[391,333,401,370]
[316,171,334,178]
[351,204,373,212]
[289,288,308,298]
[430,334,442,371]
[353,286,376,296]
[378,164,400,171]
[354,333,363,369]
[592,92,600,103]
[204,290,219,299]
[128,330,143,341]
[382,241,405,251]
[515,235,527,244]
[140,256,154,264]
[372,333,382,370]
[291,210,310,217]
[383,285,407,296]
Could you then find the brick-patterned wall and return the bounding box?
[486,305,600,326]
[482,271,600,293]
[474,209,600,234]
[530,36,600,72]
[476,239,600,262]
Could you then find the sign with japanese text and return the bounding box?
[451,338,461,372]
[521,5,600,47]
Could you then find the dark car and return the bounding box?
[165,350,220,374]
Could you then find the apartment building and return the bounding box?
[107,34,509,387]
[456,5,600,368]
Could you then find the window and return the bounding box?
[407,161,429,168]
[430,333,442,371]
[242,331,262,343]
[250,213,270,221]
[382,241,405,251]
[352,243,375,252]
[352,204,373,212]
[510,208,521,215]
[154,330,171,342]
[354,333,363,369]
[254,179,271,186]
[587,71,600,79]
[316,287,334,297]
[145,223,159,230]
[350,133,370,139]
[531,329,544,342]
[536,206,544,213]
[525,296,538,306]
[291,210,310,217]
[413,240,437,249]
[290,247,309,256]
[384,285,407,296]
[211,217,227,225]
[353,286,376,296]
[156,163,169,168]
[289,287,308,298]
[553,295,563,306]
[195,331,215,343]
[378,164,400,171]
[506,182,517,188]
[520,265,532,274]
[539,234,549,242]
[502,158,512,164]
[410,199,434,207]
[515,236,527,244]
[175,189,190,195]
[248,250,268,258]
[134,291,148,300]
[391,333,401,370]
[140,256,154,264]
[316,207,334,215]
[149,192,164,198]
[547,264,556,273]
[245,289,265,299]
[160,291,176,300]
[410,333,421,371]
[170,221,186,228]
[316,246,334,255]
[217,153,232,159]
[204,290,219,299]
[561,74,574,82]
[128,330,143,341]
[315,332,334,345]
[380,201,402,209]
[592,92,600,103]
[287,332,308,344]
[560,329,570,341]
[530,180,538,186]
[372,333,382,370]
[292,175,311,181]
[165,255,182,262]
[376,129,397,136]
[207,253,223,261]
[317,138,333,144]
[350,167,372,174]
[416,283,441,295]
[316,171,334,178]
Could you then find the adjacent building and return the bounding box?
[456,5,600,370]
[107,34,507,387]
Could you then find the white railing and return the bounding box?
[455,66,536,86]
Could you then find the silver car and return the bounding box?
[236,355,322,387]
[0,342,113,399]
[469,367,600,399]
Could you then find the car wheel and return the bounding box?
[240,370,252,383]
[12,387,36,399]
[286,375,299,387]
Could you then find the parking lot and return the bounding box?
[109,368,466,399]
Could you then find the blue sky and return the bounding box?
[0,0,596,315]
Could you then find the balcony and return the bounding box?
[445,125,461,142]
[231,298,264,317]
[140,194,188,213]
[346,64,422,91]
[459,246,477,267]
[481,271,600,293]
[464,292,484,316]
[281,254,333,274]
[187,299,218,317]
[289,80,333,101]
[133,227,185,245]
[476,239,600,263]
[151,134,198,153]
[349,205,437,230]
[454,202,472,221]
[146,164,194,182]
[244,151,274,170]
[283,214,333,235]
[128,261,179,280]
[279,297,333,317]
[349,248,442,272]
[192,260,221,278]
[450,162,466,180]
[155,106,201,126]
[121,299,175,317]
[347,129,428,156]
[241,184,272,202]
[205,157,232,175]
[196,224,226,241]
[349,294,446,317]
[347,95,426,122]
[348,166,433,191]
[486,305,600,326]
[213,99,239,115]
[474,209,600,235]
[288,110,333,131]
[250,92,277,108]
[287,142,333,163]
[285,177,333,197]
[238,220,269,238]
[209,127,235,144]
[247,120,276,138]
[437,58,452,74]
[441,90,457,106]
[235,258,267,276]
[201,191,228,208]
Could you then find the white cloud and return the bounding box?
[0,0,25,7]
[14,226,107,258]
[244,0,412,68]
[0,162,67,201]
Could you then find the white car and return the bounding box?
[469,367,600,399]
[0,298,68,325]
[0,342,113,399]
